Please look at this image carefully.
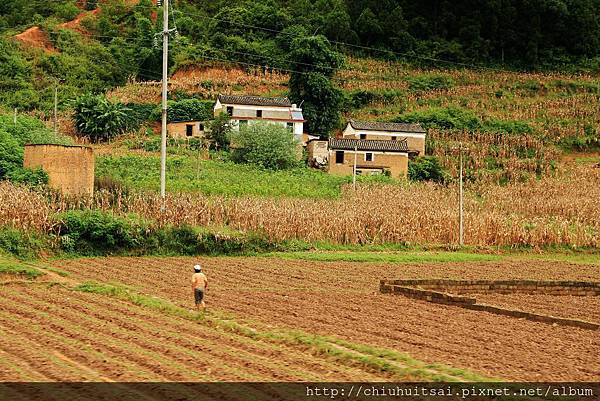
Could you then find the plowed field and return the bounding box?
[0,284,392,384]
[475,294,600,323]
[53,256,600,382]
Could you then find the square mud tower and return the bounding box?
[23,144,95,196]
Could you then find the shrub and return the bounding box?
[54,210,143,255]
[483,119,534,134]
[206,112,232,150]
[0,228,45,259]
[167,99,213,122]
[231,122,300,170]
[407,74,455,92]
[0,114,71,184]
[408,156,448,184]
[73,94,131,142]
[125,103,157,131]
[6,167,48,186]
[341,90,404,111]
[55,2,81,20]
[394,107,480,130]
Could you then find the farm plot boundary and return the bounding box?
[380,279,600,330]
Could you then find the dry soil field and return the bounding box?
[47,255,600,382]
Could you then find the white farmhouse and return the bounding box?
[214,94,305,143]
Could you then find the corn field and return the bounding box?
[2,165,599,248]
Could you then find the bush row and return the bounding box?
[393,106,534,134]
[50,210,291,257]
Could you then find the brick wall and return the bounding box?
[381,279,600,296]
[379,279,600,330]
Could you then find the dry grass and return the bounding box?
[107,65,288,104]
[3,164,599,248]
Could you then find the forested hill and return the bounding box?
[1,0,600,112]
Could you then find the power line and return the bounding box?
[3,3,523,76]
[129,2,519,74]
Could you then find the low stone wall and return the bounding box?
[380,279,600,330]
[382,279,600,296]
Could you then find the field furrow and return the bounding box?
[53,256,600,381]
[0,283,395,383]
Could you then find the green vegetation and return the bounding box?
[394,106,532,134]
[288,35,344,137]
[0,228,47,259]
[0,113,71,185]
[52,210,285,256]
[73,94,131,142]
[96,153,385,198]
[0,256,44,278]
[207,112,232,150]
[263,251,502,264]
[231,122,300,170]
[407,74,455,93]
[167,99,213,122]
[408,156,448,184]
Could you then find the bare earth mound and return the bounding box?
[54,257,600,381]
[14,27,56,53]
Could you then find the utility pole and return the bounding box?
[160,0,169,207]
[459,143,464,246]
[54,86,58,134]
[352,141,358,190]
[13,108,17,126]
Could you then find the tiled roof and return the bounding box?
[217,94,292,107]
[329,138,409,152]
[349,120,426,133]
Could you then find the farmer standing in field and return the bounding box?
[192,264,208,312]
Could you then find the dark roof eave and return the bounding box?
[348,120,426,134]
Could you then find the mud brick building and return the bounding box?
[23,144,94,196]
[323,138,410,178]
[342,120,426,156]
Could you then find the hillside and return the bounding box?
[1,0,600,253]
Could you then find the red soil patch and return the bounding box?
[14,26,57,53]
[54,257,600,382]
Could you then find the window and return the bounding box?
[286,122,294,132]
[186,124,193,137]
[199,123,204,131]
[256,110,263,118]
[335,151,344,164]
[226,106,233,116]
[391,136,397,141]
[365,152,373,162]
[239,120,248,127]
[360,134,367,140]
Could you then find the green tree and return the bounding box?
[206,112,233,151]
[73,94,131,142]
[288,35,344,138]
[231,122,300,170]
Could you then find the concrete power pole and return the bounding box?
[459,144,464,246]
[54,86,58,134]
[352,141,358,190]
[160,0,169,207]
